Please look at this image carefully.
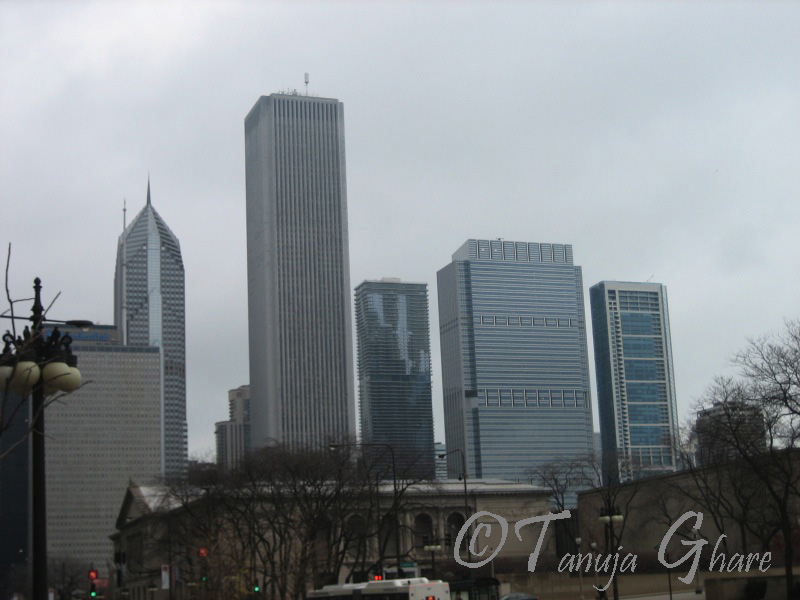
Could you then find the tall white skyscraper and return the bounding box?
[245,93,355,449]
[590,281,679,479]
[114,182,187,477]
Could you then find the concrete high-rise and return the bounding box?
[114,182,187,477]
[590,281,679,479]
[355,279,434,478]
[215,385,251,473]
[437,239,594,483]
[245,92,355,448]
[45,325,162,576]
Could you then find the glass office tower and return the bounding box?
[355,279,434,479]
[437,239,594,483]
[114,182,186,477]
[245,93,355,448]
[590,281,679,479]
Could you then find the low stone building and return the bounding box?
[110,478,554,599]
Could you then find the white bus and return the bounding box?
[307,577,450,600]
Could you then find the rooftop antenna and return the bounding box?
[304,72,309,95]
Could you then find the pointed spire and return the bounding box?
[146,175,152,206]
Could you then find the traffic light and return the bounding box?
[253,582,261,593]
[88,569,98,598]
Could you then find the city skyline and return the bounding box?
[245,93,356,448]
[1,2,798,456]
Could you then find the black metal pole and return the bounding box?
[666,552,673,600]
[30,278,47,600]
[609,518,619,600]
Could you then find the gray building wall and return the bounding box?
[437,239,594,485]
[245,93,355,449]
[215,385,250,472]
[589,281,679,479]
[355,279,434,478]
[114,183,187,477]
[45,325,162,577]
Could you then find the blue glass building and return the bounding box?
[590,281,679,479]
[355,279,434,478]
[437,239,594,483]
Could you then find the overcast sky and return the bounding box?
[1,1,798,458]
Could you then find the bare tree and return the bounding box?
[691,320,800,600]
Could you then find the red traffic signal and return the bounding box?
[88,569,98,581]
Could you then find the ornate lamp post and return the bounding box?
[437,448,471,563]
[598,506,624,600]
[0,278,90,600]
[330,442,401,578]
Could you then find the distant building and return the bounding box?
[245,92,355,449]
[216,385,251,472]
[0,391,28,589]
[114,182,187,477]
[437,239,594,485]
[355,279,434,478]
[434,442,447,480]
[45,325,162,577]
[590,281,679,479]
[695,400,767,466]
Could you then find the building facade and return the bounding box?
[215,384,251,472]
[355,279,434,478]
[114,182,187,477]
[45,325,163,577]
[694,400,766,467]
[437,239,594,484]
[245,93,355,449]
[589,281,679,479]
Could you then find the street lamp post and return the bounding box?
[575,537,585,600]
[590,542,601,600]
[690,529,702,594]
[0,278,89,600]
[598,506,623,600]
[422,539,441,579]
[330,442,402,578]
[437,449,471,563]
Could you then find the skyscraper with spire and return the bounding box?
[114,180,187,477]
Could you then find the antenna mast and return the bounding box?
[304,72,309,95]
